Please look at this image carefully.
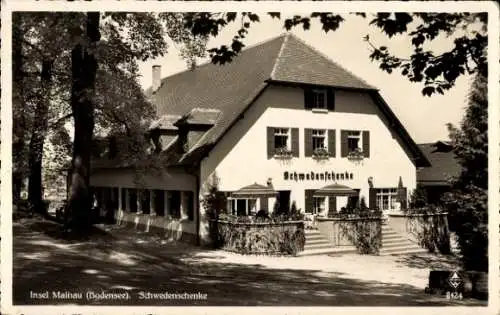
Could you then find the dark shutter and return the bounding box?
[304,128,313,157]
[340,130,349,157]
[304,88,313,109]
[363,131,370,158]
[291,128,299,157]
[327,88,335,111]
[369,188,377,210]
[260,197,269,212]
[267,127,275,159]
[305,190,314,213]
[328,196,337,217]
[328,129,336,157]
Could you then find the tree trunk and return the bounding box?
[28,59,54,214]
[12,14,26,203]
[67,12,100,233]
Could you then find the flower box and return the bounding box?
[274,147,293,159]
[347,148,364,161]
[312,147,330,160]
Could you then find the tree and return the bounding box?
[443,73,487,271]
[183,12,486,96]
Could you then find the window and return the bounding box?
[274,128,290,150]
[140,189,150,214]
[121,188,127,211]
[186,191,195,221]
[312,129,327,151]
[129,189,138,212]
[169,191,181,218]
[153,189,165,216]
[313,196,326,215]
[347,131,362,153]
[376,188,398,211]
[311,89,327,109]
[231,198,257,216]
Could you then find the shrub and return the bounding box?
[339,219,382,254]
[217,220,305,255]
[409,184,429,208]
[406,213,451,254]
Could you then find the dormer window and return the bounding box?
[304,87,334,111]
[311,89,327,110]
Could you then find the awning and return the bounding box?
[313,184,359,197]
[231,183,278,198]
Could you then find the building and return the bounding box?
[417,141,461,204]
[89,34,430,245]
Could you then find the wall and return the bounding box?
[90,167,198,243]
[90,167,196,191]
[200,85,417,241]
[388,212,451,254]
[116,210,197,244]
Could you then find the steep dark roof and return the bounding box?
[146,34,379,163]
[94,34,428,170]
[417,142,462,186]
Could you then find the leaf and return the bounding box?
[422,86,435,96]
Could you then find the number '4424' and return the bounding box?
[446,291,463,300]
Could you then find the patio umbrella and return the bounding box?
[231,182,278,198]
[313,184,359,197]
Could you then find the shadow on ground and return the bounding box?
[394,253,463,270]
[12,217,486,306]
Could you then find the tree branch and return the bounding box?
[47,112,73,129]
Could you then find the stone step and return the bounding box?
[381,231,398,235]
[298,246,358,257]
[306,238,332,245]
[304,235,326,241]
[383,234,407,241]
[383,238,417,246]
[303,243,337,251]
[304,230,322,235]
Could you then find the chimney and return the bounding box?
[152,65,161,92]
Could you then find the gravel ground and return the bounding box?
[12,217,487,307]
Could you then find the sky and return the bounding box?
[137,14,472,144]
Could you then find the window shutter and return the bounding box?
[328,196,337,217]
[362,131,370,158]
[291,128,299,157]
[305,190,314,213]
[369,188,377,210]
[327,88,335,111]
[267,127,275,159]
[260,197,269,212]
[304,128,313,157]
[328,129,336,157]
[304,88,313,109]
[340,130,348,157]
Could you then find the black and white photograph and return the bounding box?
[1,1,498,313]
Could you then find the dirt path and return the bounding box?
[12,218,486,306]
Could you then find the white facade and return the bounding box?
[90,84,418,245]
[200,85,416,220]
